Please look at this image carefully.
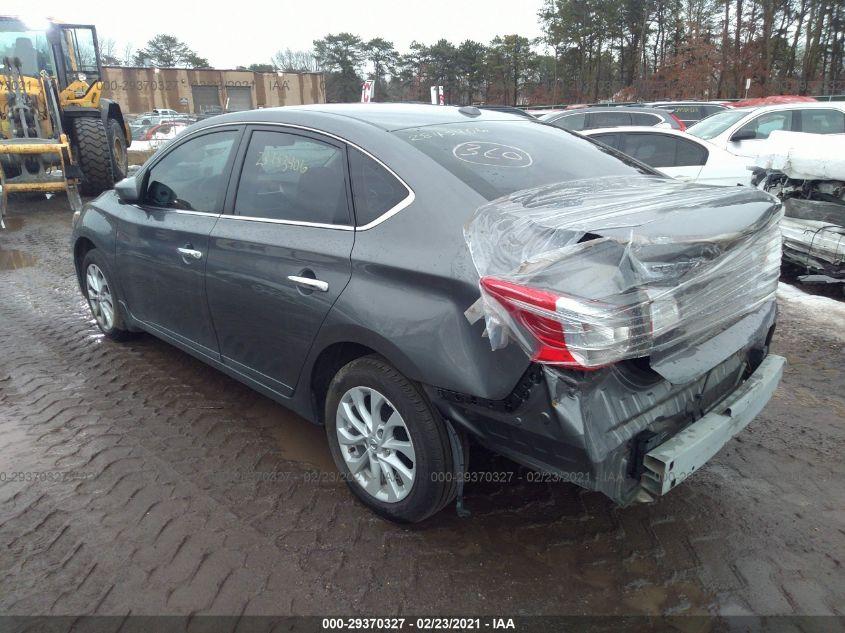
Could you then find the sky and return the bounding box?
[13,0,547,69]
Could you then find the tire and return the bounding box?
[72,117,127,195]
[325,355,458,523]
[80,249,134,341]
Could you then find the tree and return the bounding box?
[488,35,537,105]
[364,38,399,101]
[272,48,319,72]
[313,33,365,102]
[99,37,121,66]
[133,34,209,68]
[247,63,276,72]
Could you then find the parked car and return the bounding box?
[644,101,728,126]
[540,106,685,131]
[687,102,845,158]
[71,104,784,522]
[130,121,190,151]
[583,127,753,186]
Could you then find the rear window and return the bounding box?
[348,147,410,226]
[393,121,652,201]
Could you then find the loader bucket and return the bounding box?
[0,136,82,229]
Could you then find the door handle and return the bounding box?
[177,246,203,260]
[287,275,329,292]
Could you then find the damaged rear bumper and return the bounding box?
[638,354,786,500]
[428,303,781,506]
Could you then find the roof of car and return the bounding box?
[727,101,845,113]
[258,103,529,131]
[583,126,692,136]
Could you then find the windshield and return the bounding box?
[0,25,54,77]
[687,109,749,139]
[393,120,653,200]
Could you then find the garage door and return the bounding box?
[191,85,221,114]
[225,86,253,112]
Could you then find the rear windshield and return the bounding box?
[687,109,749,139]
[393,120,651,200]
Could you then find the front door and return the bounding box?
[115,127,241,356]
[206,127,355,395]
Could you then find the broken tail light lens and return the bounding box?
[479,277,675,369]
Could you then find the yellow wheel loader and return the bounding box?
[0,16,130,228]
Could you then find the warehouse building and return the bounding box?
[101,66,325,115]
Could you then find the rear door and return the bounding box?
[115,126,242,356]
[205,126,355,396]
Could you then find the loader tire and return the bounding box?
[72,117,126,196]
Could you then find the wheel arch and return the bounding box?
[73,236,97,294]
[302,329,426,425]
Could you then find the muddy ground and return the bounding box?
[0,196,843,617]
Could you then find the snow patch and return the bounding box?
[777,282,845,339]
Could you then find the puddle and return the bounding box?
[271,414,336,473]
[249,399,336,473]
[0,249,36,270]
[3,217,25,231]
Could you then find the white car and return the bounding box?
[686,102,845,158]
[582,127,753,186]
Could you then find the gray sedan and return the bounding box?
[71,104,782,522]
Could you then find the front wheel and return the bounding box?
[325,355,458,523]
[81,249,134,341]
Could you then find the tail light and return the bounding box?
[479,277,679,370]
[669,112,687,131]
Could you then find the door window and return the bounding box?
[620,133,707,168]
[234,130,350,225]
[621,133,677,167]
[348,148,409,226]
[589,133,623,150]
[799,109,845,134]
[736,111,794,139]
[552,113,586,130]
[586,111,632,128]
[142,130,237,212]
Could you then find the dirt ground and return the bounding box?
[0,196,843,618]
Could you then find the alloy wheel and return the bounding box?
[336,386,417,502]
[86,263,115,332]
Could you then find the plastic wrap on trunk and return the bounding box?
[463,175,782,379]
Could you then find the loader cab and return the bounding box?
[0,22,54,78]
[48,24,102,94]
[0,18,101,95]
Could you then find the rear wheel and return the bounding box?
[325,356,458,523]
[72,117,127,195]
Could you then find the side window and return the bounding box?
[737,111,794,139]
[590,133,622,150]
[234,130,350,225]
[553,113,585,130]
[675,139,708,166]
[143,130,237,212]
[800,109,845,134]
[587,111,632,128]
[630,112,661,126]
[620,133,677,168]
[348,148,409,226]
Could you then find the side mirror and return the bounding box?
[730,129,757,142]
[114,175,141,204]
